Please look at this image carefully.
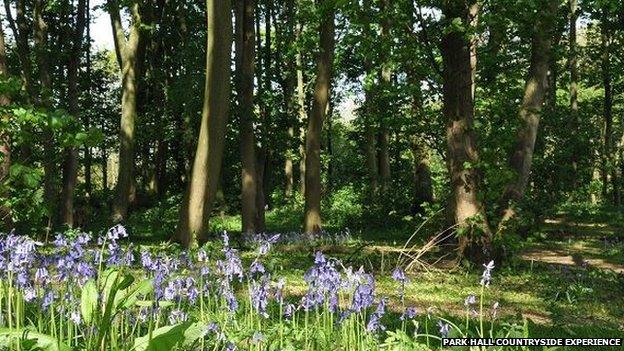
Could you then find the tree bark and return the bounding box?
[440,0,490,258]
[0,18,12,229]
[498,0,559,230]
[600,13,613,203]
[236,0,258,235]
[34,0,58,226]
[296,23,307,195]
[109,0,142,222]
[378,0,392,194]
[60,0,87,226]
[175,0,232,247]
[304,1,334,234]
[568,0,579,187]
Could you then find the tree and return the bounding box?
[236,0,259,235]
[498,0,560,230]
[0,17,11,229]
[304,0,335,234]
[440,0,490,257]
[59,0,87,226]
[175,0,232,247]
[109,0,143,222]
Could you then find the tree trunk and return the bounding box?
[110,1,142,222]
[440,0,490,258]
[34,0,57,225]
[304,1,334,234]
[569,0,579,187]
[0,19,11,229]
[296,23,307,195]
[236,0,258,235]
[600,13,613,203]
[409,76,433,212]
[498,0,559,229]
[175,0,232,247]
[378,0,392,194]
[60,0,87,226]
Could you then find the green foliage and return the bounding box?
[0,329,70,351]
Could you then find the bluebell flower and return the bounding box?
[438,320,450,338]
[464,294,477,307]
[366,312,385,333]
[283,303,296,320]
[168,309,188,324]
[351,276,375,312]
[250,277,270,318]
[480,260,495,287]
[251,331,265,344]
[400,306,418,320]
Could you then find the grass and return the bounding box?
[48,203,623,350]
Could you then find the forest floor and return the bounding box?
[113,204,624,339]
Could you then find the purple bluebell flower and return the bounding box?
[400,307,418,320]
[391,267,406,283]
[249,260,265,276]
[41,291,55,311]
[351,276,375,312]
[366,312,385,333]
[250,278,270,318]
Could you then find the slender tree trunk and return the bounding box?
[441,1,490,258]
[600,13,613,203]
[175,0,232,247]
[236,0,258,235]
[409,75,433,212]
[34,0,58,227]
[304,1,334,234]
[296,23,307,195]
[569,0,579,187]
[326,99,334,189]
[0,19,12,229]
[4,0,35,101]
[84,0,92,198]
[498,0,559,229]
[282,0,296,198]
[110,1,142,222]
[378,0,392,194]
[254,0,272,231]
[60,0,87,226]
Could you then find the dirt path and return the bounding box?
[521,218,624,273]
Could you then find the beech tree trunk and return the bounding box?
[378,0,392,194]
[498,0,559,230]
[175,0,232,247]
[440,0,490,258]
[296,24,307,195]
[60,0,87,226]
[236,0,258,235]
[0,19,11,229]
[304,0,334,234]
[110,1,142,222]
[600,13,613,203]
[568,0,579,186]
[34,0,57,225]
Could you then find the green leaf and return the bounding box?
[132,322,207,351]
[81,279,98,324]
[115,279,153,310]
[0,328,71,351]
